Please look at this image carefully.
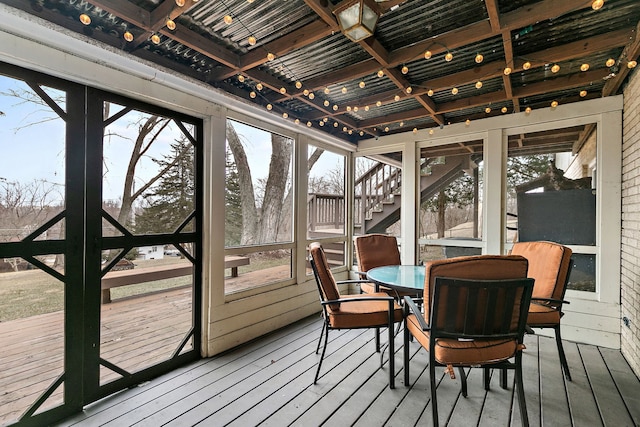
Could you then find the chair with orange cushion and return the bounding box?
[309,242,403,388]
[403,255,532,426]
[354,234,417,299]
[510,241,573,380]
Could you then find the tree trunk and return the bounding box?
[226,122,258,245]
[256,135,291,243]
[437,190,446,238]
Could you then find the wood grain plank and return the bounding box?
[580,344,635,426]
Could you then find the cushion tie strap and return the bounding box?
[445,364,456,379]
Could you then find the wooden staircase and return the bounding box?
[354,155,473,234]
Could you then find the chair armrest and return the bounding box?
[336,279,373,285]
[321,295,395,306]
[531,297,569,310]
[404,296,430,331]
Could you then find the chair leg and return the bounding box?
[314,323,329,384]
[404,318,410,386]
[388,322,395,389]
[483,367,490,390]
[375,327,380,352]
[515,353,530,427]
[430,360,439,427]
[500,367,508,389]
[554,324,572,381]
[458,367,467,397]
[315,321,326,354]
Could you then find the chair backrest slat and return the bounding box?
[431,277,534,340]
[424,255,529,322]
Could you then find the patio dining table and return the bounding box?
[366,265,425,296]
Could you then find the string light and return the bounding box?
[525,106,532,114]
[353,106,359,112]
[401,65,409,74]
[429,129,434,135]
[591,0,604,10]
[333,122,339,127]
[501,106,508,113]
[551,64,560,73]
[376,101,382,107]
[413,128,418,134]
[551,100,559,107]
[522,61,531,70]
[384,127,389,132]
[279,87,286,94]
[224,15,233,25]
[307,121,312,127]
[295,81,302,89]
[238,75,245,83]
[445,52,453,62]
[503,67,512,75]
[282,112,288,119]
[580,90,588,97]
[628,60,637,69]
[606,58,616,67]
[266,52,275,61]
[79,14,91,25]
[266,104,273,110]
[303,89,309,96]
[465,119,471,126]
[485,107,491,113]
[250,91,256,98]
[124,31,134,42]
[427,89,434,96]
[248,36,256,45]
[359,81,366,88]
[364,105,370,111]
[333,105,339,111]
[151,34,161,44]
[308,93,315,100]
[475,81,483,89]
[175,0,185,6]
[377,70,385,78]
[341,87,348,94]
[475,53,483,63]
[323,100,330,107]
[451,87,458,95]
[360,131,365,136]
[394,95,400,101]
[424,50,432,59]
[294,118,300,124]
[405,87,412,94]
[256,83,263,91]
[166,19,176,30]
[580,63,590,72]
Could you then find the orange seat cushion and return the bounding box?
[327,293,403,329]
[407,314,518,365]
[527,302,561,325]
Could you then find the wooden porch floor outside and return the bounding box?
[56,314,640,427]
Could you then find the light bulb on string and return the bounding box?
[475,53,483,63]
[79,13,91,25]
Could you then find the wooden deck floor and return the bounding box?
[56,315,640,427]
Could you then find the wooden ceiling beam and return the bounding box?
[237,20,334,74]
[602,21,640,96]
[514,28,634,68]
[512,69,609,98]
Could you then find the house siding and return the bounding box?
[622,68,640,378]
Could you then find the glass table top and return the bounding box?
[366,265,425,293]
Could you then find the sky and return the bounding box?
[0,75,342,207]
